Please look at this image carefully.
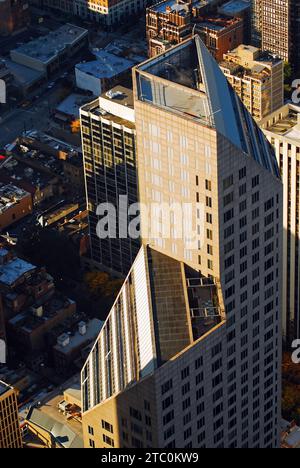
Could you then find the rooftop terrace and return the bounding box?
[265,107,300,141]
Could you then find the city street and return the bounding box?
[0,83,66,147]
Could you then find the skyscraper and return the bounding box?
[80,87,140,276]
[252,0,300,70]
[0,381,22,448]
[260,104,300,342]
[81,36,283,448]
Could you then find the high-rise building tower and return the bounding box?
[251,0,262,46]
[260,104,300,342]
[0,381,22,448]
[252,0,300,70]
[81,36,283,448]
[82,36,282,448]
[80,87,140,276]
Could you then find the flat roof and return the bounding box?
[0,255,36,287]
[76,50,134,79]
[54,318,103,355]
[100,85,134,110]
[56,94,90,118]
[219,0,250,15]
[151,0,207,13]
[2,59,45,86]
[81,86,135,129]
[9,295,74,332]
[265,107,300,141]
[11,24,88,65]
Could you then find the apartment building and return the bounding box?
[0,381,22,448]
[146,0,243,59]
[260,104,300,342]
[220,44,283,120]
[81,37,283,448]
[80,86,140,276]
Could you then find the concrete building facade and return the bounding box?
[220,44,284,121]
[261,104,300,341]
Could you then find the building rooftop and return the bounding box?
[196,15,242,31]
[0,252,36,287]
[82,245,226,412]
[151,0,208,14]
[134,35,280,178]
[8,295,75,333]
[76,50,134,79]
[0,183,30,216]
[11,24,88,65]
[263,105,300,142]
[56,94,91,119]
[26,407,83,448]
[218,0,250,15]
[2,59,45,87]
[81,86,135,128]
[1,157,56,192]
[54,318,103,355]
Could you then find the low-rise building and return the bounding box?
[1,58,45,97]
[25,406,83,448]
[75,51,134,97]
[0,157,60,206]
[0,247,79,368]
[8,295,76,357]
[0,184,32,232]
[220,44,284,120]
[10,24,88,78]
